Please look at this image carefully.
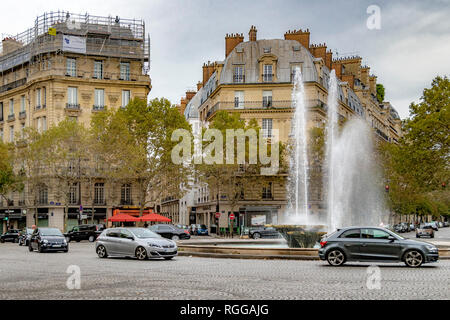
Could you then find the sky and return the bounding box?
[1,0,449,119]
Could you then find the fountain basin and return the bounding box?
[269,225,327,248]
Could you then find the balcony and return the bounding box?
[7,114,15,122]
[92,105,105,111]
[0,78,27,94]
[19,111,26,119]
[233,75,245,83]
[66,103,80,110]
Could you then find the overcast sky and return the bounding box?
[1,0,449,119]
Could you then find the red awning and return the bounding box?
[107,213,140,222]
[138,213,171,222]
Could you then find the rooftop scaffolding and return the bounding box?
[0,11,150,73]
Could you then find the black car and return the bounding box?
[318,226,439,267]
[18,228,34,246]
[0,229,21,243]
[29,228,68,253]
[149,224,191,241]
[64,224,105,242]
[248,226,280,239]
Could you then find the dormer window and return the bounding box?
[263,47,271,53]
[233,66,244,83]
[263,64,273,82]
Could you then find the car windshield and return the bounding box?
[40,228,63,236]
[388,230,405,240]
[131,228,161,239]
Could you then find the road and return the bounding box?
[0,232,449,300]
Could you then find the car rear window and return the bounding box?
[339,229,361,238]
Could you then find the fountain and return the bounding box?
[273,68,387,247]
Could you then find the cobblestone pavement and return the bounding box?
[0,242,449,300]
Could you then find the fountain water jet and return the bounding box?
[287,67,310,223]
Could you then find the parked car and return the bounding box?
[192,224,209,236]
[0,229,21,243]
[95,227,177,260]
[393,224,404,233]
[318,226,439,267]
[149,224,191,240]
[443,221,449,227]
[429,222,439,231]
[416,224,435,238]
[437,221,443,228]
[248,226,280,239]
[175,224,190,234]
[18,228,34,246]
[409,224,416,232]
[64,224,105,242]
[28,228,68,253]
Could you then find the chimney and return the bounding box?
[284,29,310,49]
[179,98,187,115]
[309,43,327,63]
[325,50,333,70]
[331,61,343,80]
[248,25,257,42]
[225,33,244,57]
[185,90,196,102]
[202,61,215,86]
[197,81,203,91]
[1,37,23,56]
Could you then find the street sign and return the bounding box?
[215,212,221,219]
[229,213,235,220]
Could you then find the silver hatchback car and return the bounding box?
[95,227,177,260]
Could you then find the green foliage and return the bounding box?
[0,142,22,202]
[381,76,450,217]
[376,83,385,103]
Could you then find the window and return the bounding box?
[94,89,105,109]
[66,58,76,77]
[120,62,130,80]
[93,61,103,79]
[67,87,78,107]
[37,117,42,132]
[38,184,48,204]
[94,183,105,205]
[21,123,25,137]
[262,90,272,108]
[233,66,244,83]
[0,102,3,121]
[234,91,244,109]
[361,228,390,239]
[263,64,273,82]
[9,99,14,115]
[106,229,120,238]
[291,65,301,81]
[121,184,131,204]
[42,116,47,131]
[122,90,130,108]
[339,229,361,238]
[69,183,78,204]
[9,125,14,142]
[262,119,272,138]
[0,128,3,142]
[262,182,272,199]
[20,95,26,112]
[120,229,133,239]
[36,88,41,108]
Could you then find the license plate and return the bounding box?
[52,245,61,247]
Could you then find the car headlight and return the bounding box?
[426,245,438,252]
[148,243,161,248]
[42,239,48,244]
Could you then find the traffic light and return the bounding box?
[3,217,8,221]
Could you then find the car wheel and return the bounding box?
[135,246,148,260]
[172,235,180,241]
[96,245,108,258]
[326,249,346,266]
[416,235,419,238]
[252,233,261,239]
[14,238,19,243]
[88,235,95,242]
[404,250,424,267]
[164,257,174,260]
[430,235,434,238]
[38,244,44,253]
[0,239,4,243]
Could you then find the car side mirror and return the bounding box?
[388,236,395,241]
[127,236,134,241]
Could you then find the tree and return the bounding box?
[381,76,450,219]
[90,98,192,217]
[0,142,23,211]
[376,83,385,103]
[196,111,286,236]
